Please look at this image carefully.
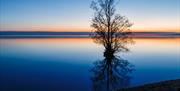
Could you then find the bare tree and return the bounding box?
[90,0,133,53]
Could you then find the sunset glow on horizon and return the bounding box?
[0,0,180,32]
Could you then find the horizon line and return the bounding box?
[0,31,180,33]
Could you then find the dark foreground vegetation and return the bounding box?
[118,79,180,91]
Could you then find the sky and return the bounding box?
[0,0,180,32]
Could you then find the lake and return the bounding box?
[0,38,180,91]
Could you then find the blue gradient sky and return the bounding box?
[0,0,179,32]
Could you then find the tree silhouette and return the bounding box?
[90,0,133,53]
[90,0,134,91]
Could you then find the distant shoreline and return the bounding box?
[0,31,180,38]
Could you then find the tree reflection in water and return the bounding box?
[90,38,134,91]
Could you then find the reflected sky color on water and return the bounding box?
[0,38,180,91]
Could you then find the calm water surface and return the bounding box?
[0,38,180,91]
